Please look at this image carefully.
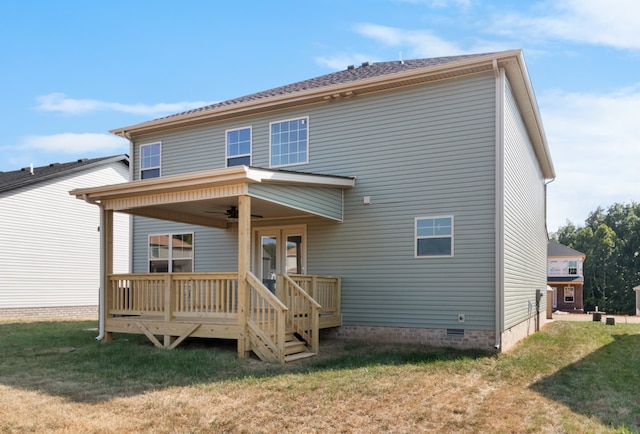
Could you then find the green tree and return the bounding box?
[552,202,639,314]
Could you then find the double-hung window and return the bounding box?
[415,216,454,257]
[149,233,193,272]
[140,142,161,179]
[270,117,308,167]
[226,127,251,167]
[568,260,578,275]
[564,286,575,303]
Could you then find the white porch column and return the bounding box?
[237,194,251,358]
[634,286,640,316]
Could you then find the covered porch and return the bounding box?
[71,166,355,363]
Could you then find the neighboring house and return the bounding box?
[0,155,130,318]
[71,49,555,361]
[547,241,586,313]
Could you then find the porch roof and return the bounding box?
[70,165,355,228]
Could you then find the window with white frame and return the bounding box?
[564,286,575,303]
[270,117,308,167]
[415,216,454,257]
[149,233,193,272]
[140,142,161,179]
[568,260,578,275]
[226,127,251,167]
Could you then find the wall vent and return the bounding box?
[446,329,465,337]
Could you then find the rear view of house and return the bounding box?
[0,156,130,319]
[72,50,555,361]
[547,241,586,313]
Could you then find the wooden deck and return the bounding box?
[103,272,341,362]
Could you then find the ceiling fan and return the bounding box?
[205,206,262,220]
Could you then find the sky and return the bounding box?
[1,0,638,233]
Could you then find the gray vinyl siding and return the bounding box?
[502,78,548,329]
[0,163,129,309]
[249,184,343,221]
[130,72,498,330]
[132,218,237,273]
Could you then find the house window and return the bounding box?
[415,216,454,257]
[568,260,578,275]
[149,233,193,272]
[226,127,251,167]
[564,286,575,303]
[270,117,308,167]
[140,142,161,179]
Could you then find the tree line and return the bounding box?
[552,202,640,314]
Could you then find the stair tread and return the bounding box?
[284,352,317,362]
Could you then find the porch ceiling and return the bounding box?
[70,166,355,228]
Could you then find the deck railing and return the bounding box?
[278,274,321,353]
[287,274,341,323]
[107,273,239,319]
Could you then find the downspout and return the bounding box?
[493,59,505,350]
[97,202,106,341]
[82,193,105,341]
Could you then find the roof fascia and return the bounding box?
[70,166,355,201]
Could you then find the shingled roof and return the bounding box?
[548,241,586,258]
[0,154,129,194]
[158,53,495,121]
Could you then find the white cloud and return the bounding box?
[35,93,213,116]
[498,0,640,50]
[541,85,640,231]
[20,133,129,154]
[352,23,510,58]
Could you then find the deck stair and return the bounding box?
[284,328,316,362]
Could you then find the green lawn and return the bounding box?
[1,319,638,433]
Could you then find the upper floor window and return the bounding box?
[149,233,193,272]
[568,260,578,275]
[226,127,251,167]
[140,142,161,179]
[270,117,308,167]
[415,216,454,257]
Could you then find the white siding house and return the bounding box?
[0,156,130,318]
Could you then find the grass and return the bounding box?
[1,319,639,433]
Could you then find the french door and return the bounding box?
[254,225,306,292]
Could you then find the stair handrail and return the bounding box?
[246,271,288,363]
[279,274,321,354]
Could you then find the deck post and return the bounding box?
[101,207,114,343]
[163,273,174,348]
[237,194,251,358]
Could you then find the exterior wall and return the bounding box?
[130,72,499,332]
[132,217,237,273]
[0,305,97,320]
[501,76,548,332]
[325,325,496,352]
[549,283,584,313]
[0,163,130,312]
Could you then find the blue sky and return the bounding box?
[1,0,638,233]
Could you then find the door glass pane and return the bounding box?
[261,236,277,292]
[286,235,302,274]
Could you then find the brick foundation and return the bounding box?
[0,305,98,320]
[323,325,497,352]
